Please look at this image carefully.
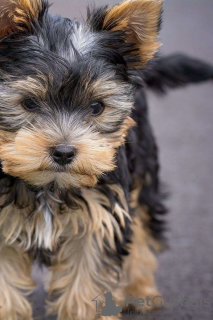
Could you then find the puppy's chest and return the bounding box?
[0,194,79,252]
[0,185,129,255]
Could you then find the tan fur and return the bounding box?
[0,110,134,189]
[0,0,42,36]
[48,233,112,320]
[0,245,35,320]
[121,216,163,311]
[0,183,129,251]
[130,185,165,253]
[6,76,48,100]
[103,0,162,67]
[0,122,112,188]
[46,185,129,320]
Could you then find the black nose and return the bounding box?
[51,146,76,166]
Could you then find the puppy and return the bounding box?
[0,0,213,319]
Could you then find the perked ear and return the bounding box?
[102,0,163,67]
[0,0,45,37]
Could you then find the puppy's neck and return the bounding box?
[0,174,81,211]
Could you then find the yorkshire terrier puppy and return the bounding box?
[0,0,213,319]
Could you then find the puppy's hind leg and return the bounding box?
[122,216,164,313]
[0,245,35,320]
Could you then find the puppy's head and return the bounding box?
[0,0,162,189]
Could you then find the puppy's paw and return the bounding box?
[124,284,164,313]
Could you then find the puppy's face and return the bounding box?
[0,0,162,189]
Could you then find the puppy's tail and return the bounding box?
[143,53,213,94]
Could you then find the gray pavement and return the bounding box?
[32,0,213,319]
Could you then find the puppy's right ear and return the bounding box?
[0,0,47,37]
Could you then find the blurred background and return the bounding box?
[32,1,213,319]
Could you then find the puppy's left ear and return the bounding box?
[89,0,163,68]
[0,0,46,37]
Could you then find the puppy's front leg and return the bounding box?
[0,245,35,320]
[47,232,120,320]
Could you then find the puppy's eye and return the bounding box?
[22,98,40,112]
[91,102,105,116]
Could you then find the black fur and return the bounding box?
[143,53,213,93]
[0,2,213,266]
